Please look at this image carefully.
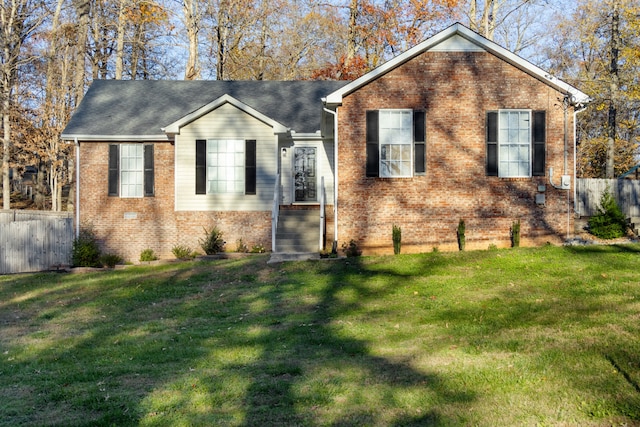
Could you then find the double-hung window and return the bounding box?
[108,144,154,197]
[195,139,257,195]
[366,109,426,177]
[380,110,412,177]
[486,110,546,177]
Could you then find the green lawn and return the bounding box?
[1,245,640,426]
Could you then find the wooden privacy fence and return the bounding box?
[0,210,74,275]
[576,179,640,218]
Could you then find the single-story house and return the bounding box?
[62,23,590,261]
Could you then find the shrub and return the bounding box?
[250,243,266,253]
[457,219,466,251]
[392,224,402,255]
[172,244,193,259]
[72,227,101,267]
[588,188,627,239]
[100,253,123,268]
[510,219,521,248]
[235,239,249,253]
[140,248,158,262]
[342,239,362,257]
[199,226,225,255]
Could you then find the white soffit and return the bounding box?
[428,34,484,52]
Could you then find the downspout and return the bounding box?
[573,104,588,215]
[323,107,338,251]
[74,137,80,238]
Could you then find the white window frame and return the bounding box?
[120,144,143,198]
[206,139,245,194]
[498,109,532,178]
[379,109,413,178]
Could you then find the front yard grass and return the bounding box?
[1,244,640,426]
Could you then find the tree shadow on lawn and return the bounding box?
[0,255,474,426]
[238,256,474,426]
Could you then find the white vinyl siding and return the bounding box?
[120,144,143,198]
[379,110,412,178]
[498,110,531,178]
[175,102,276,211]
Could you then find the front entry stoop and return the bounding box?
[268,209,322,263]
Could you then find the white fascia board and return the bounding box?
[163,93,289,135]
[60,134,170,142]
[290,131,323,140]
[324,23,591,106]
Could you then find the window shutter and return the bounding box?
[108,144,119,196]
[414,110,426,174]
[532,111,546,176]
[245,140,257,195]
[366,110,379,177]
[486,112,498,176]
[195,139,206,194]
[144,144,154,196]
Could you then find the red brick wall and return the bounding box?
[337,51,576,254]
[79,142,271,262]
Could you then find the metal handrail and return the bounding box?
[319,176,325,251]
[271,173,281,253]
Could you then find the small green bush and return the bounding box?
[250,243,265,253]
[588,188,627,239]
[200,226,225,255]
[510,219,521,248]
[100,253,123,268]
[457,219,466,251]
[235,239,249,253]
[392,224,402,255]
[140,248,158,262]
[72,227,101,267]
[172,244,193,259]
[342,239,362,257]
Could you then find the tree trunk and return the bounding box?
[73,0,90,106]
[115,0,128,79]
[606,0,620,179]
[183,0,201,80]
[216,1,230,80]
[2,106,9,210]
[347,0,358,62]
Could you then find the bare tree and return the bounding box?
[1,0,48,209]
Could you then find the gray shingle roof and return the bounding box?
[62,80,348,139]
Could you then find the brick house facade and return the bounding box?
[333,50,575,253]
[63,23,589,261]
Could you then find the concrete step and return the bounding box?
[275,209,321,253]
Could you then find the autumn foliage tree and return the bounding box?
[547,0,640,178]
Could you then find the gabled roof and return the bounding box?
[163,94,289,135]
[62,80,347,141]
[324,23,591,106]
